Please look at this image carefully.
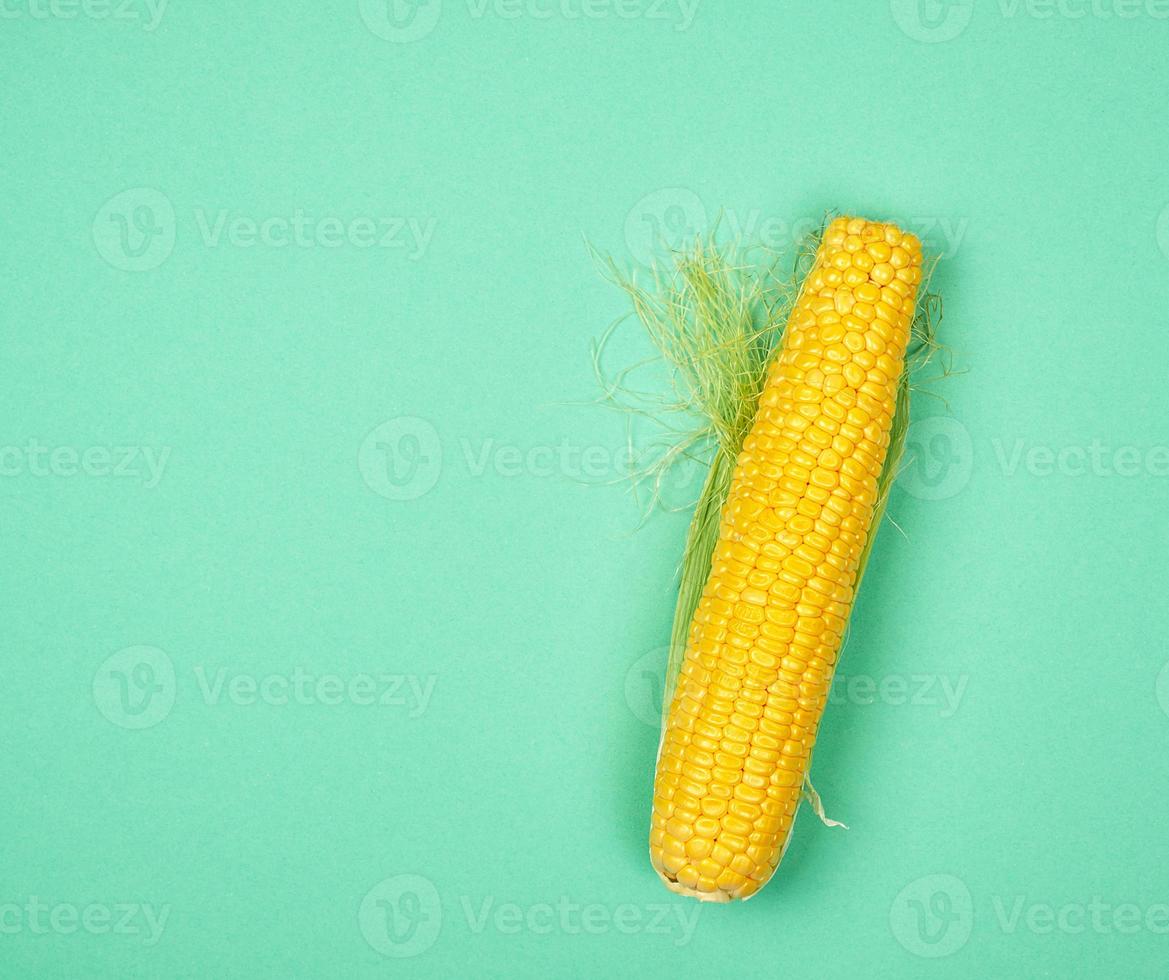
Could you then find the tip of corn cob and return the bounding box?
[653,867,737,903]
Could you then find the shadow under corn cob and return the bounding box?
[649,217,923,902]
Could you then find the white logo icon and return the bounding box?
[889,0,974,43]
[358,0,443,42]
[625,645,672,729]
[359,417,443,500]
[359,874,442,958]
[890,874,973,957]
[624,187,708,267]
[92,188,176,272]
[1156,202,1169,262]
[93,646,177,729]
[898,416,973,500]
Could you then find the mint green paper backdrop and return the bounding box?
[3,2,1168,977]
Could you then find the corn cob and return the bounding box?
[649,217,922,902]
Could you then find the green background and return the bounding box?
[3,1,1168,976]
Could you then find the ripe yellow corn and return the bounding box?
[649,217,922,902]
